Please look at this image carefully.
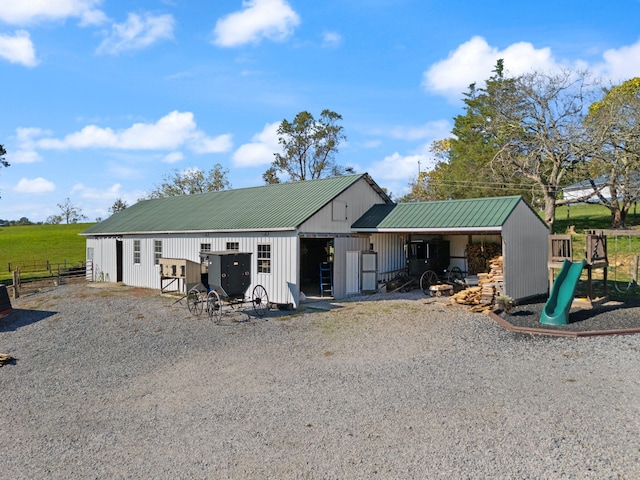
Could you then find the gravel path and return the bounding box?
[1,283,640,479]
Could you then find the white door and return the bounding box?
[346,251,360,295]
[361,252,377,291]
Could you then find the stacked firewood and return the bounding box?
[450,255,504,312]
[466,243,502,275]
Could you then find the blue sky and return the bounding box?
[1,0,640,222]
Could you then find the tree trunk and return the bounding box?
[544,191,556,233]
[611,207,626,228]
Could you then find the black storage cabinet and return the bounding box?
[203,252,252,299]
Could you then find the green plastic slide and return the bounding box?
[539,259,586,325]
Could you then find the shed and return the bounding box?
[352,196,549,301]
[81,174,391,308]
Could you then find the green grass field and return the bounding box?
[554,204,640,257]
[0,223,94,283]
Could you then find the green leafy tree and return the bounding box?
[583,77,640,228]
[0,144,7,168]
[144,164,230,199]
[57,198,87,224]
[45,214,62,224]
[447,61,520,199]
[490,68,597,232]
[265,109,350,183]
[419,62,535,202]
[400,140,450,202]
[109,198,128,215]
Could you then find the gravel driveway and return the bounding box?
[2,283,640,479]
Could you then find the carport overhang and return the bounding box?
[352,227,504,234]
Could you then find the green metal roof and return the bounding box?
[83,174,386,235]
[352,196,529,231]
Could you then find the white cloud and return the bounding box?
[8,127,47,162]
[15,177,56,193]
[385,120,451,142]
[322,31,342,48]
[190,133,233,154]
[0,30,38,67]
[97,13,175,55]
[0,0,107,26]
[16,126,49,143]
[232,122,280,167]
[35,111,233,154]
[162,151,184,164]
[424,36,640,102]
[213,0,300,47]
[423,36,556,101]
[368,152,429,182]
[598,38,640,82]
[9,149,42,163]
[71,182,122,199]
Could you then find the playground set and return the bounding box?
[542,230,639,325]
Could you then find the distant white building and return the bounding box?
[563,175,640,203]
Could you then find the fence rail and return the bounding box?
[3,260,91,298]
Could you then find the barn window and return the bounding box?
[226,242,239,251]
[133,240,141,264]
[257,244,271,274]
[154,240,162,265]
[200,243,211,252]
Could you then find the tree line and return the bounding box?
[402,60,640,232]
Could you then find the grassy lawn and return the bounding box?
[553,204,640,297]
[554,202,640,232]
[0,223,94,283]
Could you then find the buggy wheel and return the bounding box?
[206,290,222,324]
[187,288,203,316]
[419,270,438,295]
[252,285,269,317]
[447,266,464,283]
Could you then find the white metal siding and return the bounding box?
[370,233,405,281]
[502,201,549,300]
[123,236,161,289]
[94,232,300,306]
[333,236,370,298]
[299,178,387,233]
[86,236,117,282]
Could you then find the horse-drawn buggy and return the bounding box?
[185,251,270,323]
[390,238,466,296]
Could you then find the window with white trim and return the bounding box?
[133,240,141,264]
[154,240,162,265]
[200,243,211,252]
[257,244,271,274]
[226,242,239,251]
